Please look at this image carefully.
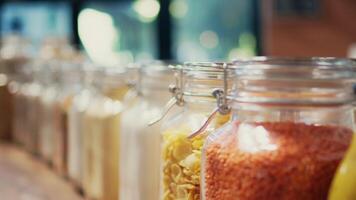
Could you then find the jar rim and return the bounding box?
[232,56,356,81]
[177,62,236,75]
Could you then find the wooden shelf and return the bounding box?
[0,142,83,200]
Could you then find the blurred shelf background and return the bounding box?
[1,0,355,65]
[0,0,262,64]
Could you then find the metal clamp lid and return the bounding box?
[149,63,232,137]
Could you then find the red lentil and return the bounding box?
[204,121,353,200]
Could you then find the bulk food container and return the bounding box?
[52,60,82,175]
[38,61,60,163]
[0,35,30,141]
[101,67,128,200]
[0,58,12,141]
[21,62,42,154]
[7,64,28,145]
[202,57,356,200]
[37,39,75,163]
[67,63,95,189]
[82,67,128,200]
[160,62,234,200]
[119,61,176,200]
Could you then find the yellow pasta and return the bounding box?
[161,113,230,200]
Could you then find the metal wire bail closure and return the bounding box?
[213,63,231,115]
[169,66,185,106]
[188,63,231,138]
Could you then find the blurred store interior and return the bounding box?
[0,0,355,63]
[0,0,355,199]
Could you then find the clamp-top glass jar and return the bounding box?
[53,60,83,175]
[38,61,61,163]
[82,66,128,200]
[67,62,96,190]
[160,62,234,200]
[202,57,356,200]
[119,61,176,200]
[22,61,43,154]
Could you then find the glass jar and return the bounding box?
[160,62,234,200]
[38,61,60,163]
[202,57,356,200]
[101,67,128,200]
[13,64,33,147]
[0,58,12,140]
[82,66,128,200]
[8,64,28,145]
[0,35,31,142]
[67,62,95,189]
[119,61,176,200]
[22,62,42,154]
[52,60,82,176]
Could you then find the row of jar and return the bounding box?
[6,57,356,200]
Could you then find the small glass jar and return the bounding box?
[160,62,234,200]
[82,66,128,200]
[202,57,356,200]
[0,58,12,140]
[101,67,128,200]
[38,61,60,163]
[67,63,95,189]
[0,35,31,142]
[12,64,33,147]
[8,66,28,145]
[22,62,43,154]
[119,61,176,200]
[52,60,83,175]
